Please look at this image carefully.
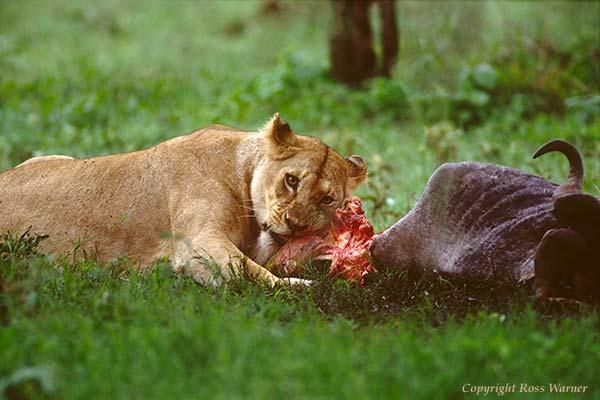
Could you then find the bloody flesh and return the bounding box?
[268,197,376,284]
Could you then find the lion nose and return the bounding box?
[284,212,308,233]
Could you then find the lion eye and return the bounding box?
[321,195,335,205]
[285,173,299,189]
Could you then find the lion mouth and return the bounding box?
[261,223,292,246]
[268,231,290,246]
[261,222,321,247]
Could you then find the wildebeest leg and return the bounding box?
[534,228,585,299]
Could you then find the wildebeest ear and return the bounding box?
[262,113,297,149]
[346,155,367,191]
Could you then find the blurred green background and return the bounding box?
[1,0,598,229]
[1,1,599,399]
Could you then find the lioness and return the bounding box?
[0,114,367,285]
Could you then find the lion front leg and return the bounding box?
[170,231,307,286]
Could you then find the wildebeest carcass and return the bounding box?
[371,140,600,302]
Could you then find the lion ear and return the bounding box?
[262,113,297,149]
[346,155,368,192]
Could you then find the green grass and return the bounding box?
[1,1,599,398]
[2,251,600,400]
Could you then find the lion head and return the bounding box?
[251,113,367,263]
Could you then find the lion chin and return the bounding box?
[0,113,367,286]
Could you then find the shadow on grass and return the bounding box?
[225,262,598,326]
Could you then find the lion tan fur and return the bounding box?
[0,114,367,285]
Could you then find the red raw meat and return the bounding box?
[268,197,376,284]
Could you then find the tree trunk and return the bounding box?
[378,0,399,77]
[329,1,376,86]
[329,0,399,86]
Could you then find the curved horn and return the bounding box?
[533,139,583,196]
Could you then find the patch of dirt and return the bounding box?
[307,269,595,325]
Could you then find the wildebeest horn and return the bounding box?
[533,139,583,197]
